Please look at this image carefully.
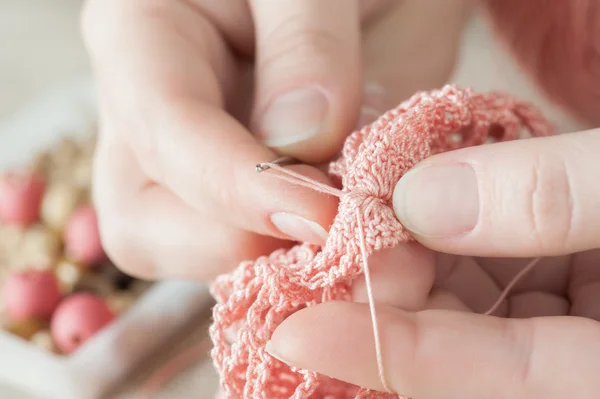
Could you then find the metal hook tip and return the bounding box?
[255,157,298,173]
[255,163,270,173]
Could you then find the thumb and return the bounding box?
[248,0,362,163]
[392,129,600,257]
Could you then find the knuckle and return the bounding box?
[80,0,161,57]
[509,319,600,397]
[505,320,535,394]
[131,128,163,182]
[200,159,240,214]
[80,0,119,53]
[525,154,576,253]
[258,16,343,74]
[105,120,162,184]
[195,135,251,219]
[97,204,157,280]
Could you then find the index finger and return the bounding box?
[82,0,338,243]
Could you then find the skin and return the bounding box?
[82,0,600,397]
[270,132,600,398]
[81,0,470,280]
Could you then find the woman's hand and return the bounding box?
[80,0,471,281]
[267,129,600,398]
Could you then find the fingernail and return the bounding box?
[270,212,328,245]
[258,88,328,147]
[265,340,290,365]
[393,163,479,237]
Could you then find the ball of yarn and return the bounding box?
[486,0,600,126]
[2,270,62,322]
[0,172,45,227]
[51,293,115,353]
[64,205,105,266]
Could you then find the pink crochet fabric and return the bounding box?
[209,85,554,399]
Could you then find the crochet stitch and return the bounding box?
[209,85,554,399]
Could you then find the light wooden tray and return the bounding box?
[0,79,214,399]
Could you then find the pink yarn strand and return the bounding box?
[257,162,344,197]
[484,257,541,316]
[355,209,392,393]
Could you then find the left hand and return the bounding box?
[82,0,470,281]
[267,129,600,398]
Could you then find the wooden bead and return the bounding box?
[30,330,56,352]
[64,206,105,266]
[0,172,45,228]
[9,225,61,270]
[51,293,115,354]
[72,157,92,189]
[55,259,83,294]
[0,224,24,254]
[40,182,83,232]
[2,270,62,322]
[6,319,47,340]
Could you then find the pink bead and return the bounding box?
[0,172,45,227]
[2,270,62,322]
[51,293,115,354]
[63,205,105,266]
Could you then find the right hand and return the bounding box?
[81,0,471,280]
[269,129,600,398]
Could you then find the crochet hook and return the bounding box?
[255,156,298,173]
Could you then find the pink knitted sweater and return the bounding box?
[209,85,554,399]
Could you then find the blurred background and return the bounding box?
[0,1,584,398]
[0,4,218,398]
[1,1,82,397]
[0,0,88,120]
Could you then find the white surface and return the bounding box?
[0,0,89,119]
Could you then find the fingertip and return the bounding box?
[271,302,418,394]
[392,162,480,239]
[269,301,376,377]
[393,131,600,257]
[260,164,339,242]
[352,243,435,310]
